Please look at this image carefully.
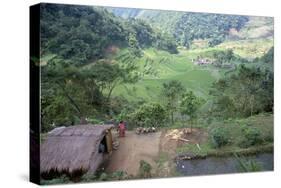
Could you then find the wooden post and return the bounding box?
[105,129,113,154]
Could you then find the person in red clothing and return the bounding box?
[118,121,126,137]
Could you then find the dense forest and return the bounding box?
[174,13,249,47]
[109,8,249,47]
[40,4,178,64]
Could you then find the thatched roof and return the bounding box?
[40,124,114,175]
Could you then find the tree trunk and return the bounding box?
[56,81,82,117]
[80,117,87,124]
[106,81,119,102]
[171,111,174,124]
[250,95,254,116]
[190,119,193,133]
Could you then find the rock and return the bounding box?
[135,127,141,134]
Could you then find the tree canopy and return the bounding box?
[210,65,273,118]
[162,80,186,124]
[174,13,249,47]
[40,4,178,64]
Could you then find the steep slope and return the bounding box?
[108,8,184,34]
[108,7,249,47]
[40,4,178,64]
[228,16,274,40]
[40,4,128,64]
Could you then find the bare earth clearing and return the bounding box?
[105,128,207,176]
[105,131,161,175]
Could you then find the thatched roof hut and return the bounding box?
[40,124,114,177]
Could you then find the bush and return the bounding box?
[138,160,152,178]
[235,154,262,172]
[129,103,168,128]
[41,175,71,185]
[239,127,262,148]
[80,171,129,182]
[87,117,103,124]
[111,171,128,180]
[98,172,109,181]
[211,127,229,148]
[80,173,98,182]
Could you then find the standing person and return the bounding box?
[118,121,126,137]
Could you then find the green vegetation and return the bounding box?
[235,154,263,172]
[41,57,139,131]
[180,91,204,132]
[177,113,273,157]
[211,127,229,148]
[41,4,178,64]
[138,160,152,178]
[209,61,273,119]
[239,127,263,148]
[41,175,71,185]
[229,16,273,40]
[162,80,186,124]
[218,38,273,59]
[41,170,131,185]
[109,8,249,48]
[174,13,248,47]
[39,3,273,182]
[128,103,168,128]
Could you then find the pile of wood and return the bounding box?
[135,127,156,135]
[165,128,191,142]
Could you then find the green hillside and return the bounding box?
[40,4,273,132]
[112,48,218,102]
[110,8,184,34]
[228,16,274,40]
[108,8,184,34]
[39,4,273,183]
[218,38,273,59]
[108,8,249,47]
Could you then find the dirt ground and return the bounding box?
[105,130,161,176]
[105,128,207,176]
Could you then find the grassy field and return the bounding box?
[41,38,273,106]
[176,113,274,157]
[112,48,221,102]
[218,38,273,59]
[110,32,273,103]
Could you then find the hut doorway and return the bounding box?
[98,136,107,153]
[98,130,113,154]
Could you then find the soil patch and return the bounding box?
[105,130,161,176]
[105,128,208,176]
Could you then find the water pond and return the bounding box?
[176,153,273,176]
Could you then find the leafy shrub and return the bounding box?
[98,172,109,181]
[41,175,71,185]
[239,127,262,148]
[129,103,168,128]
[211,127,229,148]
[235,154,262,172]
[87,117,103,124]
[111,171,128,180]
[80,173,98,182]
[264,134,273,142]
[138,160,152,178]
[81,171,129,182]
